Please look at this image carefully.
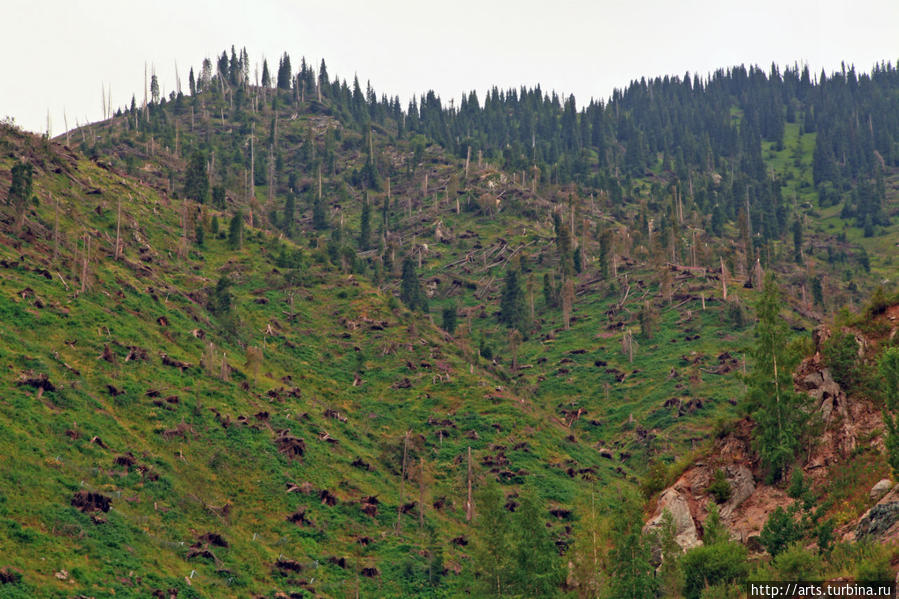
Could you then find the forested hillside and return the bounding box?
[0,48,897,597]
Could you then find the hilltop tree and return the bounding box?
[150,73,160,104]
[276,53,292,90]
[746,273,809,482]
[261,59,271,88]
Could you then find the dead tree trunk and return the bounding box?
[418,457,425,529]
[466,446,473,522]
[53,193,59,263]
[396,432,409,534]
[720,256,728,300]
[80,233,90,293]
[114,196,123,261]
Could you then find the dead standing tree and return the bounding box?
[395,431,410,534]
[465,446,473,522]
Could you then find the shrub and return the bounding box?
[640,459,670,499]
[442,305,457,334]
[759,506,801,557]
[681,541,748,599]
[773,542,821,580]
[707,469,732,504]
[855,546,892,583]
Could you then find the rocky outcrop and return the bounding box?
[870,479,893,501]
[644,487,701,551]
[855,485,899,541]
[645,321,894,554]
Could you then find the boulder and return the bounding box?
[871,479,893,502]
[720,465,755,518]
[856,502,899,539]
[644,488,700,551]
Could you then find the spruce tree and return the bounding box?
[400,257,427,312]
[276,53,292,90]
[184,151,209,202]
[261,59,271,88]
[359,195,371,250]
[312,196,328,230]
[499,269,526,331]
[228,211,244,250]
[441,304,457,333]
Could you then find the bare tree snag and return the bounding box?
[562,278,574,329]
[464,146,471,178]
[80,233,90,293]
[720,257,728,300]
[465,446,473,522]
[53,193,59,263]
[114,196,122,261]
[418,457,425,529]
[396,432,409,534]
[268,145,275,207]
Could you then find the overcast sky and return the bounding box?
[3,0,898,134]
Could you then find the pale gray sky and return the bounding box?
[3,0,898,134]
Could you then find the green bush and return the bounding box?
[707,469,732,504]
[855,545,892,583]
[700,583,744,599]
[773,542,821,580]
[640,459,670,499]
[759,506,801,557]
[681,541,748,599]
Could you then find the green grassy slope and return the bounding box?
[1,69,896,597]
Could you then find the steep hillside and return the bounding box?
[0,123,629,597]
[1,49,897,598]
